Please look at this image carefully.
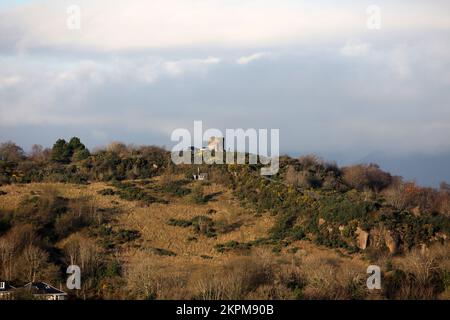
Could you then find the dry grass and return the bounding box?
[0,181,370,300]
[119,181,274,260]
[5,180,448,300]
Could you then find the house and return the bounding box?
[193,173,208,181]
[23,282,68,300]
[192,167,208,181]
[0,281,16,300]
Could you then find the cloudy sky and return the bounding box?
[1,0,450,167]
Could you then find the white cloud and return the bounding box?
[237,52,270,65]
[340,41,370,57]
[389,48,412,80]
[1,0,450,159]
[164,57,220,77]
[0,55,223,127]
[0,76,22,88]
[2,0,449,53]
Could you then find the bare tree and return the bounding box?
[0,238,15,280]
[343,164,392,192]
[62,234,101,275]
[22,245,48,282]
[0,141,25,162]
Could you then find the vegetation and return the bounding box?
[111,181,167,205]
[0,138,449,300]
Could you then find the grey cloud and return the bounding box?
[1,35,450,159]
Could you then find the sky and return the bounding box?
[1,0,450,179]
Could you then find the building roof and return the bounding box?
[0,281,16,292]
[23,282,67,295]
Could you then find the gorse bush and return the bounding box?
[168,215,216,238]
[190,184,207,204]
[112,181,166,205]
[167,218,193,228]
[215,240,252,253]
[98,188,116,196]
[229,159,450,254]
[149,248,177,256]
[160,180,191,196]
[317,192,378,225]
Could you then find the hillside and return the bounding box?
[0,179,375,300]
[0,139,449,300]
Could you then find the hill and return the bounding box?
[0,138,449,300]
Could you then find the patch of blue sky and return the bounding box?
[0,0,39,9]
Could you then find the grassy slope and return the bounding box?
[5,179,448,300]
[0,178,368,280]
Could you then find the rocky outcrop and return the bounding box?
[434,232,448,241]
[420,243,428,255]
[411,206,421,217]
[367,226,400,254]
[384,230,399,254]
[355,227,369,250]
[318,218,326,226]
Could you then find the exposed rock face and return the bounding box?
[368,226,400,254]
[384,231,399,254]
[356,227,369,250]
[420,244,428,255]
[411,206,421,217]
[434,232,448,241]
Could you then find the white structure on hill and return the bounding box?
[207,136,224,152]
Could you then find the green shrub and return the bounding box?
[191,215,216,237]
[168,216,217,237]
[116,229,140,242]
[149,248,177,256]
[98,188,115,196]
[161,180,191,196]
[215,241,252,253]
[167,218,192,228]
[190,184,207,204]
[113,182,166,204]
[102,260,122,278]
[270,210,299,240]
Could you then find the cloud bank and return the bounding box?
[0,0,449,165]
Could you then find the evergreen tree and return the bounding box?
[51,139,70,163]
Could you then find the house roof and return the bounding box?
[0,281,16,292]
[23,282,67,295]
